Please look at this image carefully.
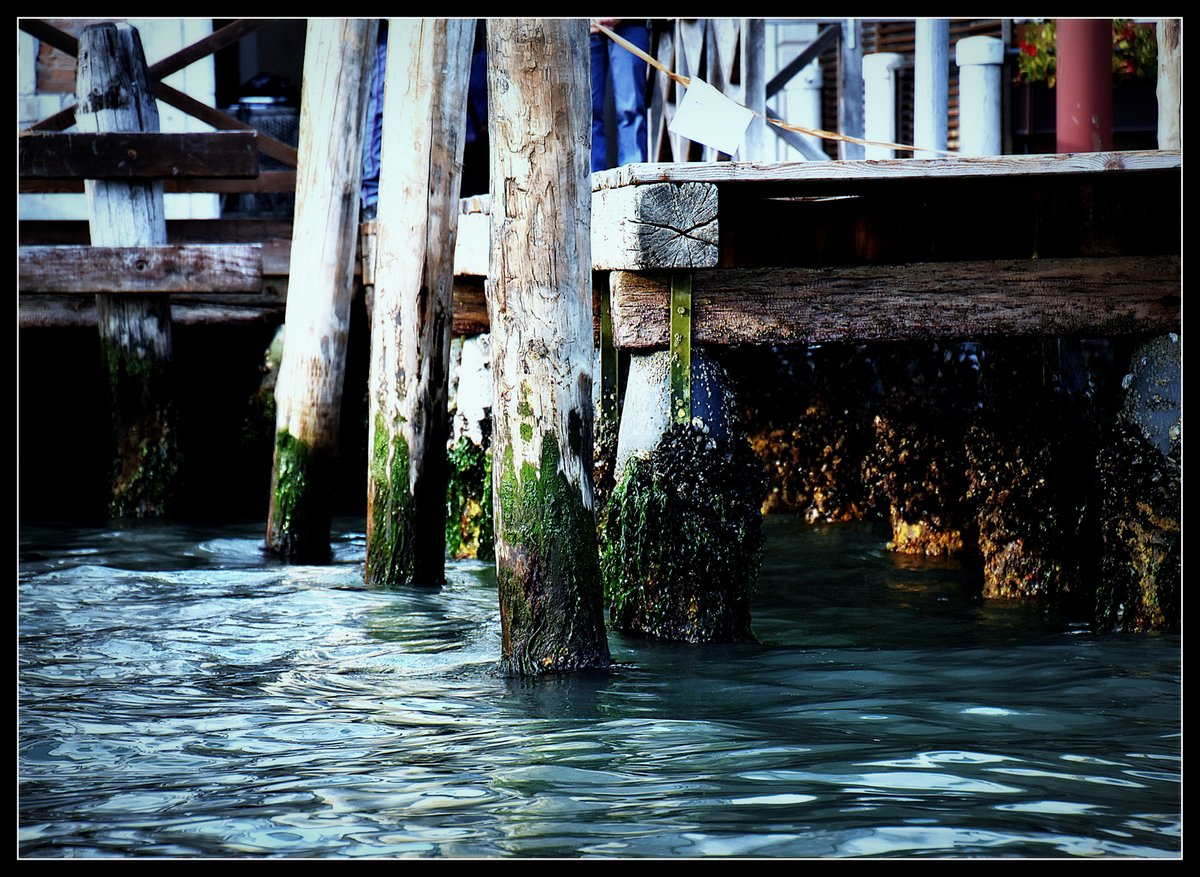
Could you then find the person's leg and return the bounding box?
[608,21,649,166]
[590,31,609,173]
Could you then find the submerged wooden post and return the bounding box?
[75,23,179,518]
[487,18,610,674]
[267,19,377,562]
[366,18,474,586]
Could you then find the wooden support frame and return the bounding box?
[19,18,299,167]
[19,131,259,180]
[19,244,262,294]
[609,257,1181,348]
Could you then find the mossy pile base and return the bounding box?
[600,423,766,643]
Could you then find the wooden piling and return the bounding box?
[366,18,474,586]
[266,19,377,563]
[1157,20,1182,150]
[486,18,610,674]
[75,22,179,518]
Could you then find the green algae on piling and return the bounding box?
[496,433,610,675]
[600,422,766,643]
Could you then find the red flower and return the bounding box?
[1020,41,1037,57]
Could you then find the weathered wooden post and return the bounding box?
[365,19,474,586]
[1157,19,1182,150]
[267,19,378,562]
[486,19,610,674]
[75,22,180,518]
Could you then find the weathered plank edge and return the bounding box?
[591,149,1181,191]
[19,244,264,294]
[610,256,1182,347]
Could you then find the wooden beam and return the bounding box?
[765,24,839,99]
[19,244,263,294]
[151,81,300,167]
[19,294,285,328]
[452,278,489,336]
[18,18,78,57]
[21,218,294,275]
[592,149,1181,190]
[592,181,719,270]
[21,170,296,194]
[610,257,1181,347]
[146,19,266,80]
[19,131,259,180]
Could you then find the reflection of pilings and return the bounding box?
[601,349,765,642]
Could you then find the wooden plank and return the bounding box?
[18,18,77,56]
[19,294,285,328]
[145,19,266,80]
[451,277,489,336]
[19,244,262,294]
[19,131,259,180]
[592,181,719,270]
[21,170,296,194]
[452,210,490,276]
[592,149,1181,190]
[609,257,1181,347]
[152,81,299,168]
[21,218,294,275]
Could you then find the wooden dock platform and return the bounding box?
[20,149,1180,343]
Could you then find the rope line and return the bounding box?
[592,19,958,158]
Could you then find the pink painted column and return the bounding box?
[1055,19,1113,153]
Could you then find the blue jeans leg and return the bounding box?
[608,22,649,166]
[590,32,609,173]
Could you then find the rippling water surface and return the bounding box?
[19,517,1181,858]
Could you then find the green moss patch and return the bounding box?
[599,422,765,643]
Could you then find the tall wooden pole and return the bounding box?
[487,18,610,674]
[75,23,179,518]
[267,19,378,563]
[366,19,474,586]
[1157,19,1181,150]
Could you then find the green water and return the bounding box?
[18,517,1181,858]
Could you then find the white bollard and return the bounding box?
[914,19,949,158]
[955,35,1004,157]
[863,52,906,159]
[796,59,825,158]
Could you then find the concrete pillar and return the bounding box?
[914,19,949,158]
[863,52,906,159]
[955,35,1004,156]
[1055,19,1113,153]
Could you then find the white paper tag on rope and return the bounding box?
[668,76,755,156]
